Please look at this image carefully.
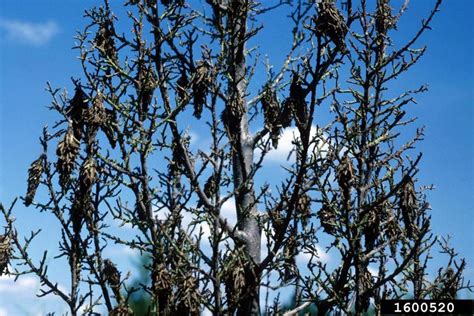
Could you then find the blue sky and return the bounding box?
[0,0,473,314]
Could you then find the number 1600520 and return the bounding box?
[394,301,454,313]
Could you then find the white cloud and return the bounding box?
[368,266,379,277]
[154,207,171,221]
[258,126,329,164]
[264,127,298,163]
[104,244,140,258]
[0,18,59,45]
[220,198,237,226]
[0,274,65,314]
[202,308,213,316]
[0,274,38,293]
[188,130,200,146]
[296,245,330,266]
[113,217,134,230]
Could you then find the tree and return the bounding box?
[0,0,471,315]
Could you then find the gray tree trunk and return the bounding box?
[226,1,261,314]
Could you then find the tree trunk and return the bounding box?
[226,1,261,314]
[232,122,261,315]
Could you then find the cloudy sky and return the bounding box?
[0,0,473,314]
